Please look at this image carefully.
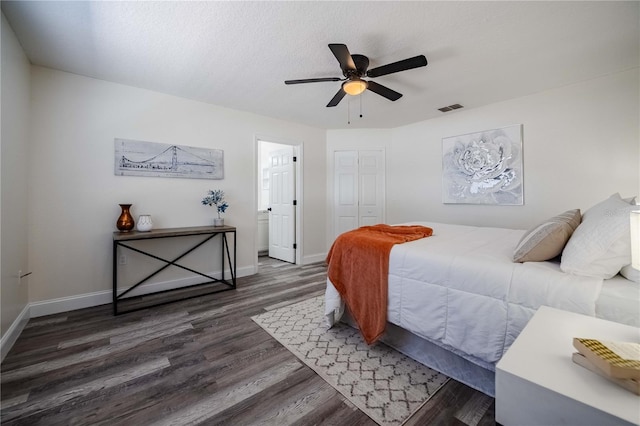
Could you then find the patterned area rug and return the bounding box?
[251,296,449,425]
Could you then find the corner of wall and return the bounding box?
[1,11,31,345]
[0,304,29,362]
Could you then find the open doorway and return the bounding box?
[256,139,302,265]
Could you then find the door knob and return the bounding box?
[267,207,272,211]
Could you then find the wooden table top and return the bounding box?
[113,225,236,241]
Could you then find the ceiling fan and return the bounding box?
[285,43,428,107]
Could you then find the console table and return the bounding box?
[112,225,236,315]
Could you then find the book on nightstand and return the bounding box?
[573,338,640,379]
[572,352,640,395]
[572,338,640,395]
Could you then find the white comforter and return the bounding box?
[325,222,604,366]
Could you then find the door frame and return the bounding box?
[254,135,303,270]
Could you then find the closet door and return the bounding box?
[358,150,384,227]
[334,151,359,238]
[333,149,385,239]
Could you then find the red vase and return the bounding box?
[116,204,135,232]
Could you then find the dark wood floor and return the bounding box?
[1,257,495,425]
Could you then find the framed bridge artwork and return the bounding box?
[441,124,523,205]
[114,138,224,180]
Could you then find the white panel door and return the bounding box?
[333,150,384,239]
[358,150,384,226]
[268,147,296,263]
[334,151,359,238]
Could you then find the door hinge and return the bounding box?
[293,243,297,249]
[293,200,297,206]
[293,156,297,162]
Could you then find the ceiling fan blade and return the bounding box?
[326,88,347,107]
[366,81,402,101]
[366,55,428,78]
[329,43,356,72]
[285,77,342,85]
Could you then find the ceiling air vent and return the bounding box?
[438,103,464,112]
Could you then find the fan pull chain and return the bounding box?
[347,98,351,125]
[359,94,363,118]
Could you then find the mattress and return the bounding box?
[597,274,640,327]
[326,222,638,367]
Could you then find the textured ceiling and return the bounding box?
[2,1,638,129]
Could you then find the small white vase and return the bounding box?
[137,214,153,232]
[213,218,224,227]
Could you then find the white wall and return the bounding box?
[8,60,640,323]
[28,67,326,304]
[1,14,30,339]
[327,69,639,235]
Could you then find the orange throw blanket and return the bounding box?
[326,224,433,344]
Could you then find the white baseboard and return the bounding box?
[1,304,30,363]
[29,290,113,318]
[303,252,327,264]
[29,265,255,318]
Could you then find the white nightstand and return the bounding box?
[496,306,640,426]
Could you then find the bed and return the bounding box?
[325,198,640,397]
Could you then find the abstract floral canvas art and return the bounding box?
[442,125,523,205]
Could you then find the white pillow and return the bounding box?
[620,265,640,283]
[561,193,635,279]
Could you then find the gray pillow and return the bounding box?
[513,209,581,263]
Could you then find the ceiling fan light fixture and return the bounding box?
[342,79,368,96]
[286,44,427,107]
